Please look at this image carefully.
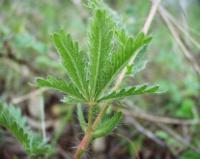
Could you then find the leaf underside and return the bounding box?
[131,45,149,76]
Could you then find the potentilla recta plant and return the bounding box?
[36,0,161,158]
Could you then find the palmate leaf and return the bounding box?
[36,76,84,101]
[51,30,89,99]
[0,100,53,156]
[36,2,153,104]
[98,84,160,102]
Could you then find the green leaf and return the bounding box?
[77,104,87,132]
[98,84,160,102]
[51,30,88,99]
[131,45,149,76]
[93,111,123,139]
[36,76,84,101]
[181,151,200,159]
[155,130,169,139]
[0,100,53,156]
[176,99,195,118]
[36,2,154,104]
[88,13,151,100]
[99,31,151,96]
[88,9,114,99]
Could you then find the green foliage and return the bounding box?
[98,84,160,102]
[14,33,48,54]
[77,104,87,133]
[93,111,123,139]
[35,1,161,151]
[180,151,200,159]
[155,130,177,146]
[176,99,195,118]
[36,8,154,103]
[77,104,123,139]
[127,138,142,156]
[51,30,89,99]
[88,9,114,99]
[0,100,53,156]
[36,76,84,101]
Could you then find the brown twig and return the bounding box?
[26,117,54,130]
[143,0,161,34]
[11,88,47,104]
[157,123,200,152]
[157,4,200,50]
[158,5,200,76]
[122,101,199,125]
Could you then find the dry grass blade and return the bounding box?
[11,88,48,104]
[122,101,199,125]
[158,5,200,76]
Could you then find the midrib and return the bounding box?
[92,32,102,97]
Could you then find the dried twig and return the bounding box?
[11,88,47,104]
[158,5,200,76]
[58,146,72,159]
[26,117,54,130]
[159,5,200,50]
[122,104,199,125]
[157,123,200,152]
[143,0,161,34]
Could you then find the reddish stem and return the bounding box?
[73,129,92,159]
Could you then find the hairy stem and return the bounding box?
[92,102,109,129]
[73,130,93,159]
[73,103,94,159]
[87,104,93,130]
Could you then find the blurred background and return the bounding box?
[0,0,200,159]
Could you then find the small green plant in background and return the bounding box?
[0,100,53,157]
[36,0,161,158]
